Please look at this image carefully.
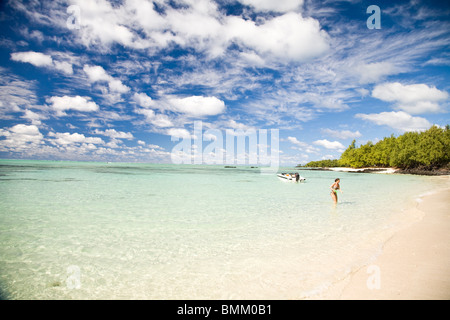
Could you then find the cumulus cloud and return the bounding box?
[83,65,110,82]
[47,95,99,116]
[0,124,44,151]
[83,64,130,94]
[239,0,304,12]
[11,51,73,75]
[167,128,192,139]
[63,0,328,64]
[49,132,104,146]
[11,51,53,67]
[313,139,345,151]
[21,109,47,125]
[225,12,329,63]
[133,92,155,108]
[53,61,73,75]
[150,114,175,128]
[93,129,134,140]
[167,96,226,117]
[135,108,174,128]
[372,82,448,114]
[356,111,432,132]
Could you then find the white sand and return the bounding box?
[314,184,450,300]
[328,167,397,174]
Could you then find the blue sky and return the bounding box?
[0,0,449,165]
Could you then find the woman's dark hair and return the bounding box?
[335,178,340,182]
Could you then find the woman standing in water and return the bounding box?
[330,178,342,204]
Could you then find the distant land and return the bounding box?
[298,125,450,175]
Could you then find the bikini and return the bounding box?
[331,184,339,195]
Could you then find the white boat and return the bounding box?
[277,173,306,182]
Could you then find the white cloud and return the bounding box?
[0,124,43,150]
[133,92,155,108]
[10,123,41,136]
[136,108,155,120]
[303,92,349,111]
[151,114,174,128]
[164,0,224,56]
[53,61,73,75]
[47,95,99,116]
[287,136,320,153]
[168,96,226,117]
[108,79,130,94]
[49,132,104,146]
[239,0,303,13]
[239,51,266,67]
[94,129,134,140]
[167,128,191,139]
[424,57,450,66]
[313,139,345,151]
[83,64,130,94]
[322,129,362,139]
[225,119,253,131]
[287,136,309,148]
[225,12,329,63]
[83,64,110,82]
[63,0,328,64]
[11,51,73,75]
[21,109,46,125]
[135,108,174,128]
[69,0,137,48]
[354,62,402,84]
[0,69,40,119]
[356,88,370,97]
[372,82,448,114]
[11,51,53,67]
[356,111,432,132]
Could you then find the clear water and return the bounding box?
[0,160,447,299]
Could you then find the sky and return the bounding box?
[0,0,449,165]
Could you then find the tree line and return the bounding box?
[302,125,450,169]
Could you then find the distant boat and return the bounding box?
[277,173,306,182]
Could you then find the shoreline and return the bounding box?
[297,166,450,176]
[314,178,450,300]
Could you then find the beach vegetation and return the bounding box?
[302,125,450,169]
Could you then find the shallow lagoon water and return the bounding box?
[0,160,445,299]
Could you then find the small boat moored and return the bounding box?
[277,172,306,182]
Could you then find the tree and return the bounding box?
[416,126,449,167]
[304,125,450,169]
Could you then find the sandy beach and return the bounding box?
[317,178,450,300]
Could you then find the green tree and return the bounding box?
[304,125,449,170]
[390,131,420,168]
[416,126,449,167]
[340,139,356,167]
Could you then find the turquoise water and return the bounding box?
[0,160,447,299]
